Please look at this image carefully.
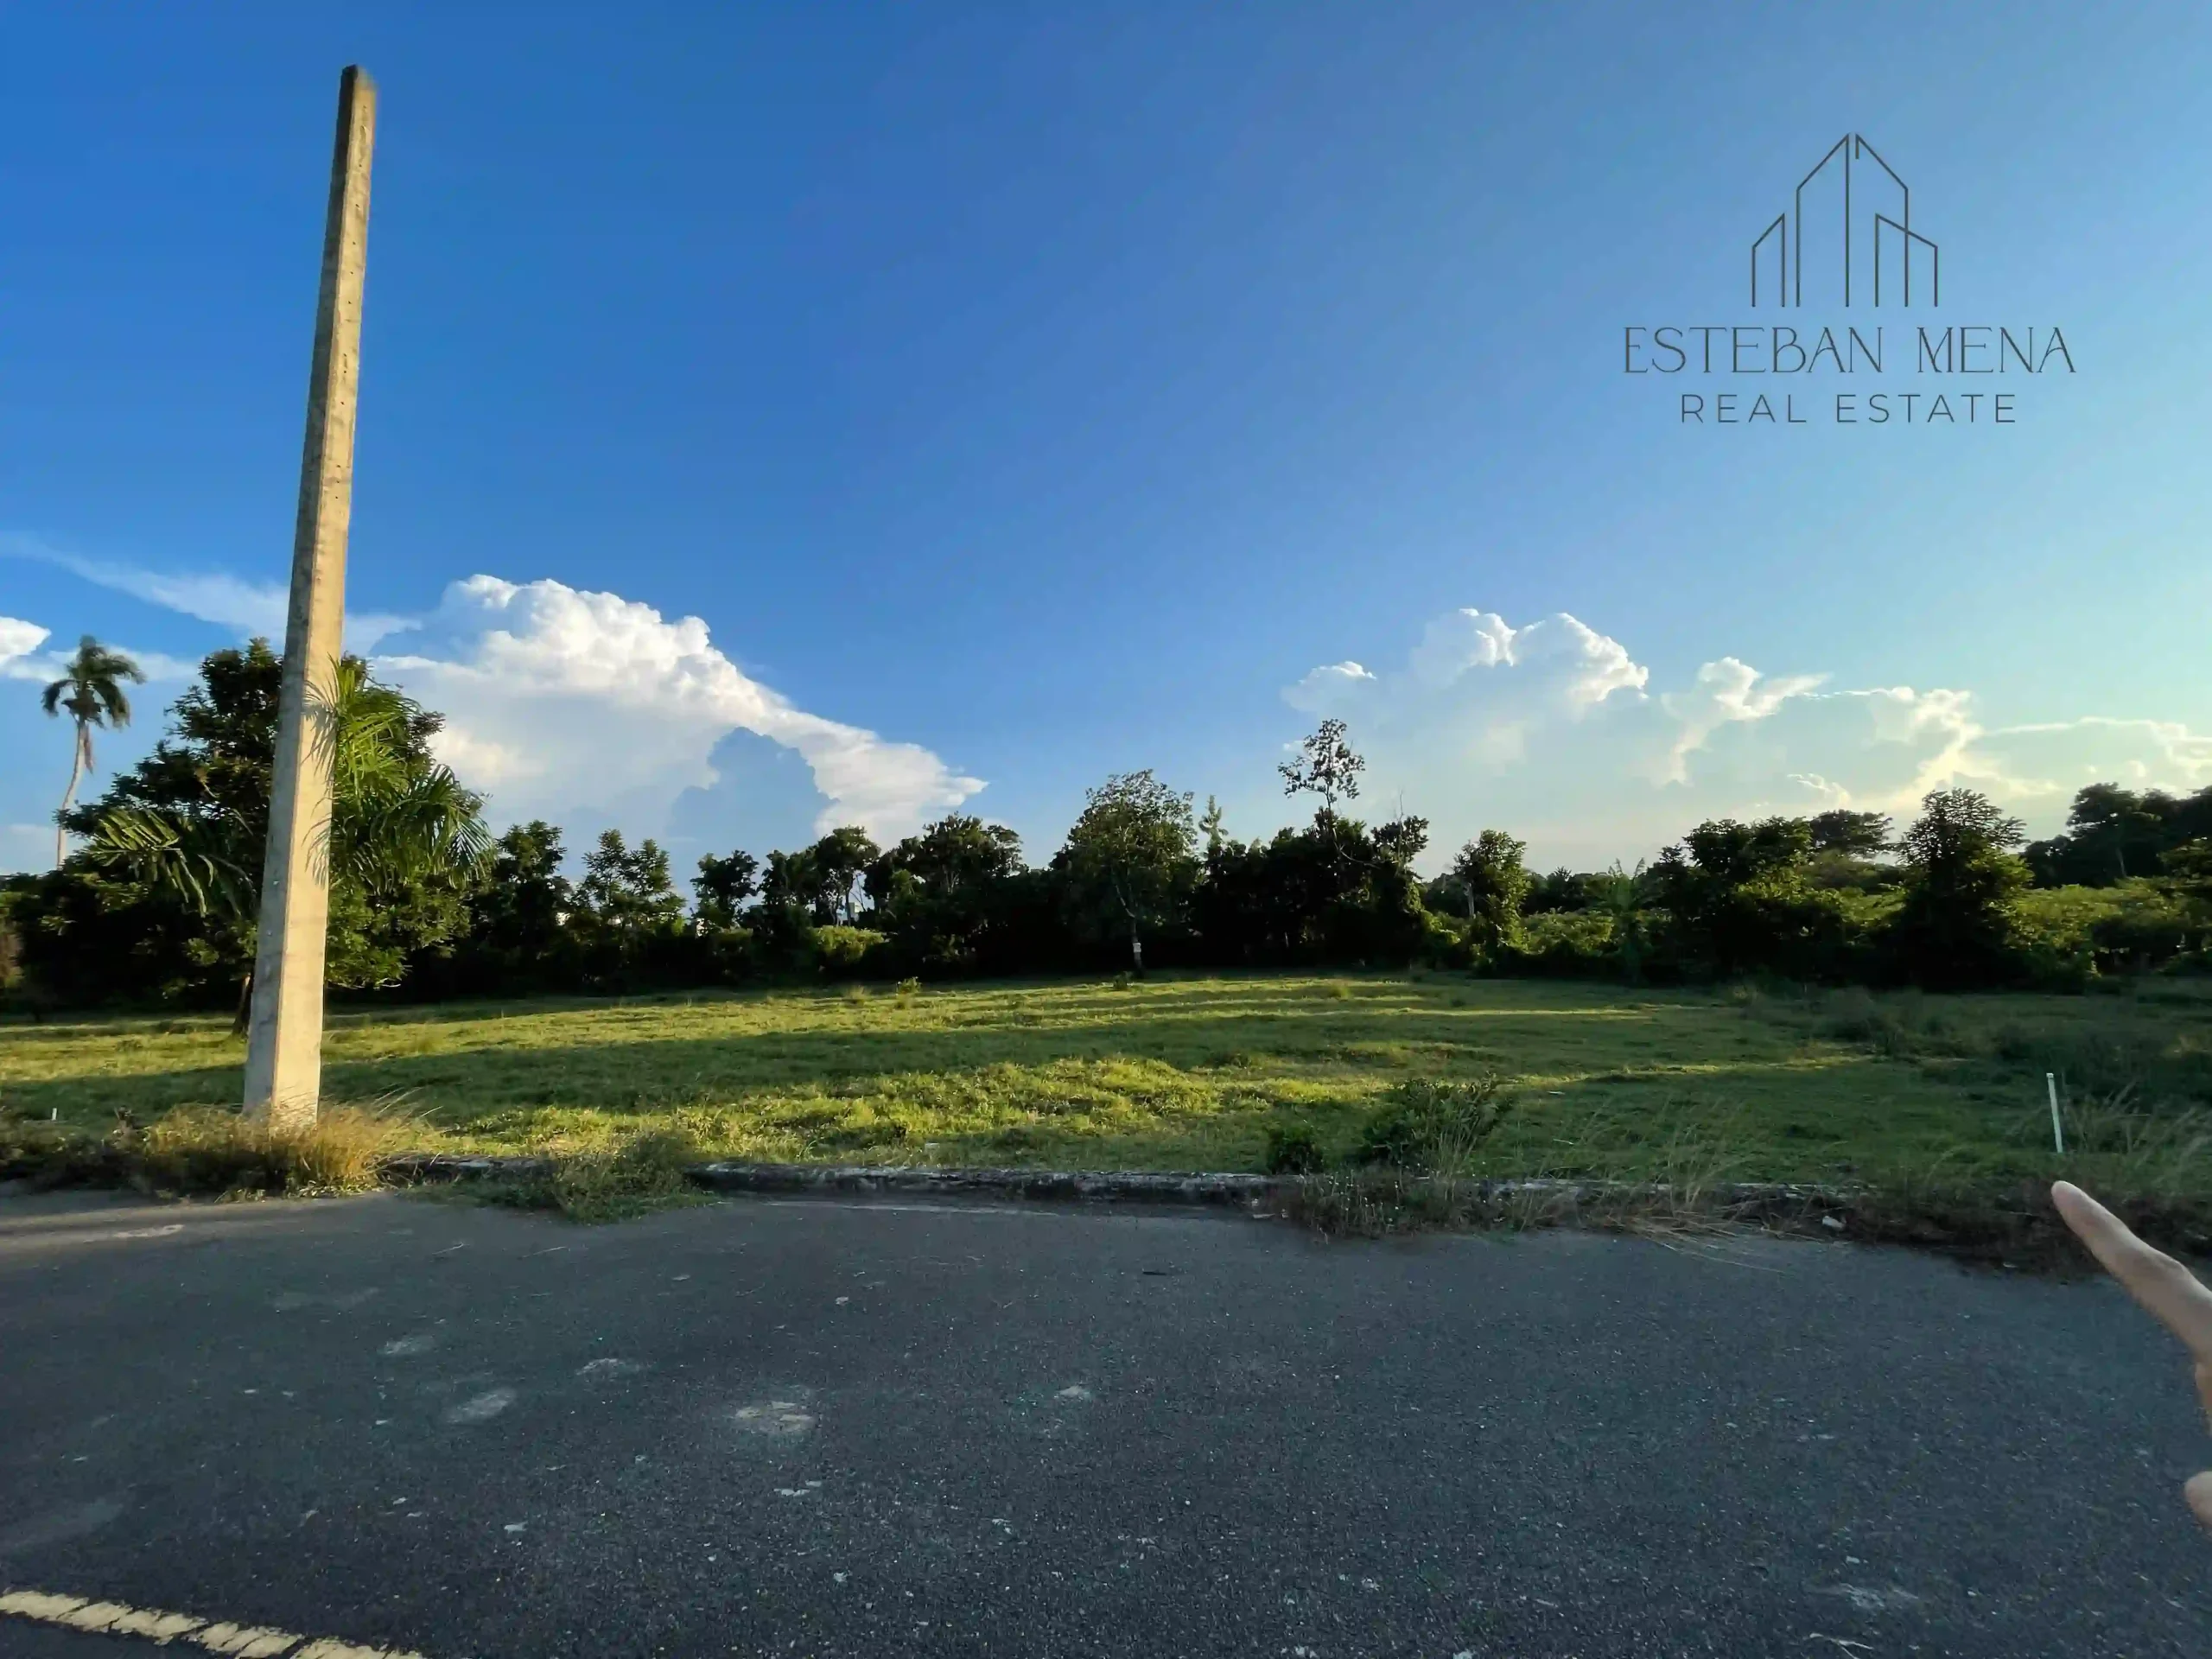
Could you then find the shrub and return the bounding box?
[811,925,888,977]
[1353,1075,1512,1173]
[1262,1123,1325,1174]
[1509,911,1618,978]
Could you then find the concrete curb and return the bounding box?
[689,1162,1282,1205]
[379,1154,1281,1206]
[378,1153,1861,1214]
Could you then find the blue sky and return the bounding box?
[3,3,2208,876]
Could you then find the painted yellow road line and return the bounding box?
[0,1588,426,1657]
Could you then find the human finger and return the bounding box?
[2050,1181,2212,1365]
[2188,1471,2212,1533]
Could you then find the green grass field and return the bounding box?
[5,973,2209,1203]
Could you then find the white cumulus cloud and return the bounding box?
[1281,606,2212,868]
[0,616,52,679]
[0,614,194,685]
[373,575,982,846]
[1658,657,1829,783]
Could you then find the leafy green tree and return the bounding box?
[2026,784,2212,887]
[866,816,1022,901]
[807,826,881,925]
[751,846,823,959]
[1523,868,1607,914]
[1887,788,2030,988]
[1589,862,1652,982]
[1808,810,1891,858]
[451,821,577,993]
[865,815,1025,971]
[1055,770,1196,972]
[1678,817,1813,886]
[1194,810,1429,968]
[757,847,816,911]
[1647,816,1871,981]
[40,636,144,868]
[1279,719,1364,822]
[691,849,760,931]
[1450,830,1532,955]
[2159,838,2212,961]
[1802,810,1898,894]
[2167,838,2212,897]
[1371,815,1429,868]
[566,831,685,986]
[575,831,677,938]
[57,645,485,1021]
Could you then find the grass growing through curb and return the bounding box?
[3,972,2209,1251]
[461,1130,713,1223]
[0,1100,413,1199]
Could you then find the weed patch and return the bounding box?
[471,1131,710,1223]
[1,1100,411,1198]
[1262,1122,1325,1175]
[1352,1076,1511,1173]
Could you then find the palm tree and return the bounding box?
[1591,860,1651,983]
[86,658,489,1032]
[41,636,145,868]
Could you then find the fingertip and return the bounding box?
[2186,1471,2212,1533]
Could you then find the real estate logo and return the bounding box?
[1624,133,2074,427]
[1752,133,1936,308]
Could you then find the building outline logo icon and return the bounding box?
[1751,134,1938,308]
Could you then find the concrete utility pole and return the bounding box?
[243,66,377,1128]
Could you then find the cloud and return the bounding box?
[1658,657,1827,783]
[0,617,52,680]
[3,535,413,651]
[373,575,982,846]
[1281,606,2212,868]
[0,614,194,685]
[1287,608,1651,783]
[1292,609,1649,718]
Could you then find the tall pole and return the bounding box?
[244,67,377,1128]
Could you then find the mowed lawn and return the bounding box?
[3,973,2208,1195]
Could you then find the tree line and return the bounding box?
[3,641,2209,1013]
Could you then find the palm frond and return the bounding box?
[334,766,491,890]
[83,806,257,924]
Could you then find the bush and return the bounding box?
[1509,911,1618,978]
[810,925,889,978]
[2014,882,2196,982]
[1262,1122,1325,1174]
[1353,1076,1512,1173]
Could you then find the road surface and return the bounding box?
[0,1187,2206,1656]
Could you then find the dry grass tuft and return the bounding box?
[132,1103,416,1197]
[1,1097,417,1199]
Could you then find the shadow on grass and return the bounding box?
[0,984,1780,1134]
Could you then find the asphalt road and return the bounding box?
[0,1188,2206,1659]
